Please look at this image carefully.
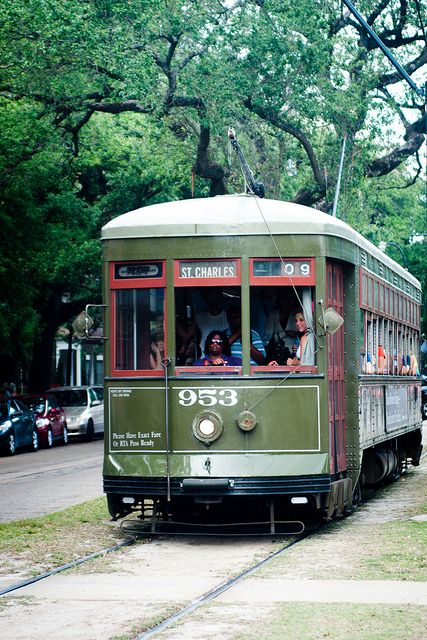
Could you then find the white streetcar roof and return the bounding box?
[101,194,420,288]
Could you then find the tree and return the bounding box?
[0,1,425,385]
[2,1,425,202]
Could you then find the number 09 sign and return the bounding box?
[250,258,315,285]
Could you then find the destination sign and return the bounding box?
[115,262,163,279]
[179,260,237,279]
[253,260,311,278]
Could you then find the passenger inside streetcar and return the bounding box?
[226,306,266,365]
[174,286,240,365]
[269,310,314,366]
[264,290,298,364]
[193,330,242,367]
[149,333,165,370]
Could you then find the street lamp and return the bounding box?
[378,241,408,269]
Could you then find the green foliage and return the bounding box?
[0,0,425,383]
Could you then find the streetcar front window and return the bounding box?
[250,285,315,369]
[175,286,241,367]
[115,288,165,371]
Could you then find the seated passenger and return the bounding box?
[266,329,297,365]
[195,289,229,355]
[193,330,242,367]
[149,334,164,370]
[226,306,265,365]
[178,288,229,360]
[269,310,314,366]
[176,318,196,365]
[263,290,297,346]
[286,311,314,366]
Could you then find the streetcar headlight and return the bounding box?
[199,418,216,437]
[192,411,223,444]
[236,410,257,432]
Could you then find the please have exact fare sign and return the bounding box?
[112,431,162,448]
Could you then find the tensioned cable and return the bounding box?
[246,184,320,348]
[241,187,321,414]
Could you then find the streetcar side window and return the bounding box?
[359,269,420,376]
[115,288,165,372]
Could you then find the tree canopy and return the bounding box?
[0,0,426,387]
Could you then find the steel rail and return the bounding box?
[0,538,135,597]
[135,530,314,639]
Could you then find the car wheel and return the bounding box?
[85,419,94,441]
[422,399,427,421]
[31,429,39,451]
[62,424,69,445]
[4,431,15,456]
[46,428,53,448]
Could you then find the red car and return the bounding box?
[20,394,68,448]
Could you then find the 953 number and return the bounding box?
[178,388,238,407]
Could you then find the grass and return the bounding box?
[233,602,427,640]
[110,603,186,640]
[358,520,427,581]
[0,497,131,576]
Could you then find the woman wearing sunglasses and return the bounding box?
[193,330,242,366]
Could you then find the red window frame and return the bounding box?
[249,257,315,286]
[174,258,242,374]
[174,258,241,287]
[110,261,166,377]
[110,261,166,289]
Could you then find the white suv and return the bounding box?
[47,386,104,439]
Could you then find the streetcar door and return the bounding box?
[326,262,346,474]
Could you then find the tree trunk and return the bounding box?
[28,295,61,392]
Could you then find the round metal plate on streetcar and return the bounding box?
[192,411,224,444]
[237,410,257,432]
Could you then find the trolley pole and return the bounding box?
[341,0,425,98]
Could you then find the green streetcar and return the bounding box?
[101,194,422,527]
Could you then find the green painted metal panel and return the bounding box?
[104,378,328,478]
[103,451,330,478]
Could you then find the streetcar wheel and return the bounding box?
[46,428,53,448]
[62,425,69,445]
[85,420,94,441]
[31,429,39,452]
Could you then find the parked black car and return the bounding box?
[0,398,39,455]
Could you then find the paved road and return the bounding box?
[0,438,104,523]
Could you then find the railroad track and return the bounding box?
[133,531,313,639]
[1,465,421,636]
[0,521,316,640]
[0,538,135,597]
